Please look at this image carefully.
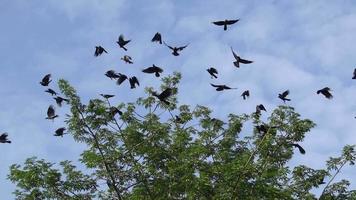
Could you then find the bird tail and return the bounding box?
[123,46,127,51]
[155,72,160,77]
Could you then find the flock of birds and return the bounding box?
[2,19,356,157]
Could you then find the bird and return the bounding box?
[116,34,130,51]
[175,115,183,124]
[151,32,162,44]
[45,88,57,96]
[40,74,52,86]
[105,70,120,80]
[46,105,58,120]
[54,96,69,107]
[291,143,306,154]
[152,88,173,105]
[163,42,188,56]
[116,73,128,85]
[352,68,356,79]
[256,104,267,113]
[212,19,239,31]
[278,90,291,103]
[207,67,218,79]
[210,83,237,91]
[142,65,163,77]
[0,133,11,143]
[241,90,250,100]
[109,107,123,116]
[231,47,253,68]
[100,94,115,99]
[54,127,66,137]
[121,55,133,64]
[94,46,108,57]
[317,87,333,99]
[129,76,139,89]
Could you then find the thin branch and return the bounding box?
[319,160,348,199]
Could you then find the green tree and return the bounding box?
[8,72,356,199]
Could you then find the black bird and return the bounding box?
[142,65,163,77]
[105,70,120,80]
[54,96,69,107]
[54,127,66,137]
[109,107,123,116]
[46,105,58,120]
[212,19,239,31]
[116,73,128,85]
[175,115,183,124]
[256,104,267,113]
[352,68,356,79]
[0,133,11,143]
[163,42,188,56]
[278,90,291,103]
[207,67,218,79]
[116,34,130,51]
[152,88,173,105]
[210,83,237,91]
[129,76,139,89]
[291,143,306,154]
[151,32,162,44]
[94,46,107,57]
[121,55,133,64]
[317,87,333,99]
[231,47,253,68]
[45,88,57,96]
[100,94,115,99]
[241,90,250,100]
[40,74,52,86]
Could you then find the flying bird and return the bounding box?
[231,47,253,68]
[142,65,163,77]
[278,90,291,103]
[116,34,130,51]
[100,94,115,99]
[0,133,11,143]
[212,19,239,31]
[317,87,333,99]
[121,55,133,64]
[207,67,218,79]
[105,70,120,80]
[291,143,306,154]
[210,83,237,91]
[109,107,123,116]
[116,73,128,85]
[129,76,139,89]
[40,74,52,86]
[256,104,267,113]
[54,127,66,137]
[45,88,57,96]
[94,46,108,57]
[46,105,58,120]
[241,90,250,100]
[163,42,188,56]
[352,68,356,79]
[54,96,69,107]
[152,88,173,105]
[151,32,162,44]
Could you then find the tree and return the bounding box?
[8,72,356,199]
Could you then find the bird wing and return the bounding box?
[160,88,172,99]
[116,75,127,85]
[225,19,239,25]
[210,83,220,88]
[47,105,55,117]
[354,68,356,76]
[211,67,218,74]
[131,76,139,86]
[0,132,8,140]
[142,67,154,73]
[282,90,289,97]
[151,32,161,42]
[42,74,51,82]
[118,34,124,43]
[177,44,188,51]
[163,41,174,50]
[230,47,239,60]
[239,57,253,64]
[212,21,225,26]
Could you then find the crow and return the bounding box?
[317,87,333,99]
[152,88,173,105]
[210,83,237,91]
[45,88,57,96]
[105,70,120,80]
[0,133,11,143]
[291,143,306,154]
[54,96,69,107]
[163,42,188,56]
[142,64,163,77]
[109,107,123,116]
[207,67,218,79]
[212,19,239,31]
[129,76,139,89]
[46,105,58,120]
[121,55,133,64]
[151,32,162,44]
[231,47,253,68]
[278,90,291,103]
[40,74,52,86]
[116,73,128,85]
[100,94,115,99]
[116,34,130,51]
[94,46,108,57]
[54,127,66,137]
[353,68,356,79]
[241,90,250,100]
[256,104,267,113]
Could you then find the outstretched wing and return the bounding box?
[163,41,174,50]
[212,21,225,26]
[177,44,188,51]
[151,32,162,43]
[225,19,239,25]
[239,57,253,64]
[282,90,289,97]
[230,47,239,60]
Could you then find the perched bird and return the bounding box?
[94,46,108,57]
[116,73,128,85]
[116,34,130,51]
[105,70,120,80]
[54,96,69,107]
[54,127,66,137]
[109,107,123,116]
[129,76,139,89]
[231,47,253,68]
[317,87,333,99]
[278,90,291,103]
[151,32,162,44]
[210,83,237,91]
[256,104,267,113]
[241,90,250,100]
[142,65,163,77]
[46,105,58,120]
[152,88,173,105]
[45,88,57,96]
[207,67,218,79]
[121,55,133,64]
[0,133,11,143]
[352,68,356,79]
[291,143,306,154]
[40,74,52,86]
[100,94,115,99]
[175,115,183,124]
[163,42,188,56]
[212,19,239,31]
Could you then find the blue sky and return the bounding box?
[1,0,356,198]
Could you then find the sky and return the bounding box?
[1,0,356,198]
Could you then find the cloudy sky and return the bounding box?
[1,0,356,198]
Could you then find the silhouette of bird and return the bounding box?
[54,127,66,137]
[109,107,123,116]
[46,105,58,120]
[152,88,173,105]
[54,96,69,107]
[163,42,188,56]
[45,88,57,96]
[256,104,267,113]
[121,55,133,64]
[175,115,183,124]
[129,76,139,89]
[117,34,130,51]
[0,133,11,143]
[352,68,356,79]
[278,90,291,103]
[105,70,120,80]
[212,19,239,31]
[94,46,108,57]
[142,65,163,77]
[207,67,218,79]
[210,83,237,91]
[116,73,128,85]
[291,143,306,154]
[100,94,115,99]
[40,74,52,86]
[151,32,162,44]
[241,90,250,100]
[317,87,333,99]
[231,47,253,68]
